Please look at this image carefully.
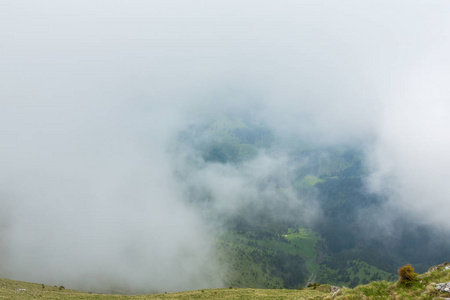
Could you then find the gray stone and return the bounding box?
[436,282,450,292]
[429,262,450,272]
[329,286,340,293]
[329,286,340,298]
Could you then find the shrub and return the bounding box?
[307,282,321,289]
[398,264,418,287]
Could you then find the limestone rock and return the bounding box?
[329,286,340,293]
[330,286,340,298]
[436,282,450,292]
[429,262,450,272]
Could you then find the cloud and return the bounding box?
[0,98,223,292]
[1,0,450,292]
[367,45,450,230]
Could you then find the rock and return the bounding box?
[429,262,450,272]
[436,282,450,292]
[330,286,340,293]
[330,286,340,298]
[445,266,450,271]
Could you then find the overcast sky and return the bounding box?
[1,0,450,292]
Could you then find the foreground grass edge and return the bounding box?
[1,262,449,299]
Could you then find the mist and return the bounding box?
[1,0,450,293]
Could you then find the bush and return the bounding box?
[307,282,321,289]
[398,264,418,287]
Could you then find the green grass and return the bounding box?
[256,229,318,257]
[284,228,319,257]
[0,278,330,299]
[335,262,450,299]
[217,228,320,288]
[2,262,450,299]
[317,260,397,288]
[217,228,398,289]
[0,278,87,299]
[283,228,320,275]
[302,175,325,187]
[216,239,285,288]
[294,176,324,191]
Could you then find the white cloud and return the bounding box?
[1,0,450,292]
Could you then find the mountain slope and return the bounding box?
[2,262,450,299]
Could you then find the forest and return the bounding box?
[177,116,450,289]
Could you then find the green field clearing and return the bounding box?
[216,227,320,288]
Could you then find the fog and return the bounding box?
[1,0,450,293]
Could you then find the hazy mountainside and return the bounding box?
[3,1,450,294]
[216,228,316,289]
[175,115,450,289]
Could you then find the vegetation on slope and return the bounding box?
[2,262,450,299]
[217,228,318,289]
[177,116,450,290]
[0,277,331,299]
[334,262,450,299]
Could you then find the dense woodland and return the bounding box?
[177,116,450,289]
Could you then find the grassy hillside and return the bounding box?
[217,228,319,288]
[335,262,450,299]
[0,277,330,299]
[177,116,450,290]
[317,260,397,288]
[217,226,398,289]
[2,262,450,299]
